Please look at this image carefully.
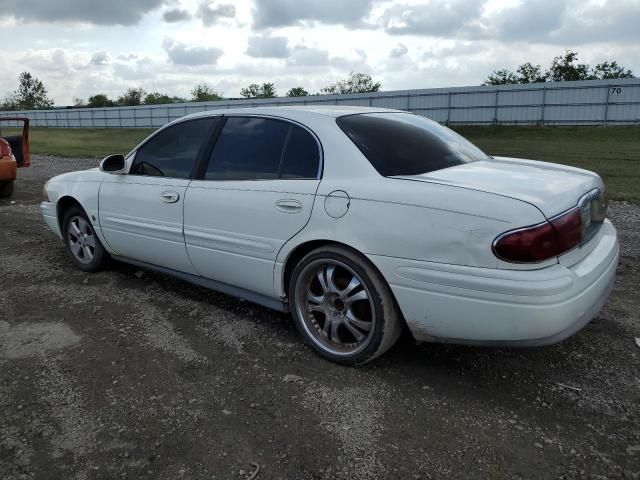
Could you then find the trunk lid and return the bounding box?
[393,157,602,219]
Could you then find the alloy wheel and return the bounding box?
[67,216,96,264]
[294,259,376,357]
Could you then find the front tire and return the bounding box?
[62,205,107,272]
[289,245,403,365]
[0,180,14,198]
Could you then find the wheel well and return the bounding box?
[56,196,83,232]
[282,240,382,298]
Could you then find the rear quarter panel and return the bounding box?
[275,125,551,297]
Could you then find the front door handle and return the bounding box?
[160,191,180,203]
[276,199,303,213]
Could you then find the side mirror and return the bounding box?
[99,154,127,174]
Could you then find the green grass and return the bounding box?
[0,127,155,159]
[2,125,639,201]
[453,126,640,202]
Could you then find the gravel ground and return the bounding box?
[1,155,639,480]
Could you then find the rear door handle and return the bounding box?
[276,199,303,213]
[160,191,180,203]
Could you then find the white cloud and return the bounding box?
[0,0,169,25]
[196,1,236,26]
[252,0,375,28]
[389,43,408,58]
[0,0,638,105]
[246,34,290,58]
[162,38,223,66]
[90,51,111,66]
[163,8,191,23]
[380,0,487,36]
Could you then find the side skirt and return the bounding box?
[111,255,290,313]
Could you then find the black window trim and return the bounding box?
[193,114,324,182]
[126,116,222,180]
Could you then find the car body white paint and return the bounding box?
[41,106,619,346]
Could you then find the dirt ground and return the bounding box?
[1,156,639,480]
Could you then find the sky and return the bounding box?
[0,0,639,105]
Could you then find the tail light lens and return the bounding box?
[493,208,583,263]
[0,139,11,157]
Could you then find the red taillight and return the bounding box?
[550,208,582,253]
[0,139,11,157]
[493,208,583,263]
[493,222,558,263]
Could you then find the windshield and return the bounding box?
[336,112,489,177]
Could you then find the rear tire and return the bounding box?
[0,180,14,198]
[289,245,403,365]
[62,205,108,272]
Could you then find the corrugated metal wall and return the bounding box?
[1,78,639,128]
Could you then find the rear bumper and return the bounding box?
[369,220,619,346]
[0,155,17,181]
[41,201,62,238]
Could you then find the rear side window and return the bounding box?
[205,117,320,181]
[336,113,488,177]
[280,125,320,179]
[131,118,216,179]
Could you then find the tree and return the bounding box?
[87,94,116,107]
[240,83,277,99]
[191,84,222,102]
[483,69,520,86]
[3,72,54,110]
[1,97,18,111]
[117,87,145,106]
[592,61,634,79]
[286,87,309,97]
[321,72,381,94]
[144,92,173,105]
[546,50,592,82]
[517,63,546,83]
[483,51,635,85]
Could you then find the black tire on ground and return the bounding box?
[289,245,403,365]
[62,205,108,272]
[0,180,14,198]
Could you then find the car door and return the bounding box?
[184,115,321,297]
[99,117,218,274]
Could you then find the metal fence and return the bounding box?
[1,78,639,128]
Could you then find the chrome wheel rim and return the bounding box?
[67,216,96,264]
[294,259,375,357]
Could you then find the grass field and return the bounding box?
[2,125,639,201]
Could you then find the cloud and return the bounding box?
[0,0,168,25]
[162,38,223,66]
[492,0,567,41]
[163,8,191,23]
[253,0,375,28]
[545,0,640,44]
[246,34,290,58]
[389,43,408,58]
[90,51,110,66]
[380,0,487,36]
[286,46,330,66]
[196,1,235,26]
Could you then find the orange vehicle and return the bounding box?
[0,117,30,198]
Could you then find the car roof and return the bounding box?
[182,105,405,122]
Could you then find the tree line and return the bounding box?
[1,72,382,110]
[2,54,635,111]
[484,50,634,85]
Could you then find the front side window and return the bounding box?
[130,118,216,179]
[205,117,320,180]
[336,113,489,177]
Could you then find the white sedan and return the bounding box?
[41,106,619,364]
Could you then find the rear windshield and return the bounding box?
[336,113,488,176]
